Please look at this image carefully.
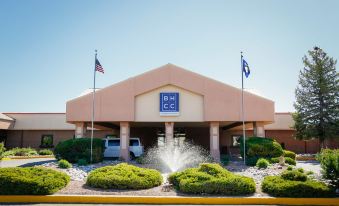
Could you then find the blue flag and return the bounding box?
[242,58,250,78]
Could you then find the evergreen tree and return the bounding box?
[293,46,339,147]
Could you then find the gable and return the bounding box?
[66,64,274,122]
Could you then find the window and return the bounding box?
[232,135,242,147]
[41,135,53,148]
[130,139,139,146]
[108,139,120,146]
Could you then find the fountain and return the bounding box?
[141,141,213,173]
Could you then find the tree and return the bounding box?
[293,46,339,147]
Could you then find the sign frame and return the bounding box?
[159,92,180,116]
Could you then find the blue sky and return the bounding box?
[1,0,338,112]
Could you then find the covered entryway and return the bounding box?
[66,64,275,161]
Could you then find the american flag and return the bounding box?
[95,58,104,73]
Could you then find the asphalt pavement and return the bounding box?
[0,158,56,167]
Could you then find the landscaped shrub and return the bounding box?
[220,154,230,166]
[58,159,72,169]
[54,138,104,163]
[3,147,38,157]
[281,169,307,181]
[38,149,53,155]
[287,165,293,170]
[86,163,162,189]
[0,167,70,195]
[168,163,255,195]
[0,143,5,160]
[269,157,280,164]
[284,150,296,160]
[135,154,146,164]
[256,158,270,169]
[262,170,334,197]
[240,137,283,166]
[77,158,88,166]
[317,149,339,189]
[285,157,296,165]
[245,156,260,166]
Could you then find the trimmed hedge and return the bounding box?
[284,150,296,160]
[86,163,162,189]
[262,169,333,197]
[3,147,38,157]
[0,167,70,195]
[54,138,104,163]
[285,157,296,165]
[240,137,283,166]
[317,149,339,189]
[256,158,269,169]
[281,169,307,181]
[58,159,72,169]
[168,163,255,195]
[38,149,53,155]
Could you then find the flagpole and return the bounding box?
[91,50,97,164]
[241,51,246,165]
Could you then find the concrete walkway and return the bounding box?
[0,158,56,168]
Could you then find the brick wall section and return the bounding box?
[5,130,116,149]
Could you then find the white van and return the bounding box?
[103,138,144,158]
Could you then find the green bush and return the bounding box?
[77,158,88,166]
[0,142,5,160]
[245,156,259,166]
[269,157,280,164]
[38,149,53,155]
[0,167,70,195]
[168,163,255,195]
[240,137,283,166]
[262,175,333,197]
[281,169,307,182]
[297,168,304,173]
[287,165,293,170]
[54,138,104,163]
[220,154,230,166]
[256,158,270,169]
[284,150,296,160]
[317,149,339,189]
[58,159,72,169]
[135,154,146,164]
[87,163,162,189]
[3,147,38,157]
[285,157,296,165]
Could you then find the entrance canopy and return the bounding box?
[66,64,274,124]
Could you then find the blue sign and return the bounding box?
[160,92,179,116]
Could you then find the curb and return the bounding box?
[0,195,338,205]
[6,155,54,160]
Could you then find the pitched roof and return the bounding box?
[66,64,275,122]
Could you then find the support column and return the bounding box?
[210,122,220,162]
[254,122,265,137]
[75,122,87,138]
[165,122,174,147]
[120,122,130,161]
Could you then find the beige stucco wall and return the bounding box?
[4,113,74,130]
[135,85,204,122]
[67,64,275,123]
[264,113,294,130]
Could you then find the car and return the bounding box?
[103,137,144,159]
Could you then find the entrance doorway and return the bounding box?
[156,128,186,147]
